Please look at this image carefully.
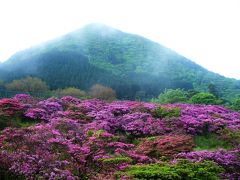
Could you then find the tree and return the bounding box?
[54,87,87,98]
[5,77,49,92]
[0,80,4,89]
[152,89,188,104]
[190,92,221,105]
[186,89,200,99]
[89,84,116,101]
[135,91,146,101]
[231,98,240,111]
[208,83,219,98]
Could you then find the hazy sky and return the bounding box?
[0,0,240,79]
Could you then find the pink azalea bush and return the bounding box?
[0,98,23,117]
[177,147,240,179]
[165,103,240,134]
[136,135,194,158]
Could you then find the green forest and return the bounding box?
[0,24,239,101]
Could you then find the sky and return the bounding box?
[0,0,240,79]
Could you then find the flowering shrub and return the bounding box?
[24,108,49,121]
[136,135,194,158]
[130,101,156,113]
[37,98,63,114]
[13,94,40,111]
[84,112,169,137]
[171,104,240,134]
[0,95,239,178]
[120,113,169,136]
[13,93,32,102]
[61,96,82,106]
[0,125,79,179]
[0,98,23,117]
[177,148,240,179]
[0,98,24,129]
[24,98,63,122]
[0,118,151,179]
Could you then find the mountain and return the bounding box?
[0,23,239,100]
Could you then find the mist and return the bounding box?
[0,0,240,79]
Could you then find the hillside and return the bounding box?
[0,95,239,179]
[0,23,239,99]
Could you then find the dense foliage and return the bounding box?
[152,89,226,105]
[0,80,4,89]
[193,133,232,150]
[116,160,223,180]
[53,87,87,98]
[177,149,240,179]
[5,77,49,92]
[0,24,239,100]
[152,89,188,103]
[190,92,221,105]
[0,94,239,179]
[231,98,240,111]
[136,135,194,158]
[89,84,116,101]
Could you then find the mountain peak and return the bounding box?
[0,24,239,100]
[83,23,113,29]
[78,23,120,36]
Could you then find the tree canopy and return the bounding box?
[89,84,116,101]
[152,89,188,104]
[5,77,49,92]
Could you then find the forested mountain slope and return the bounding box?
[0,23,239,99]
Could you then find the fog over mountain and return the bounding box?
[1,0,240,79]
[0,24,239,100]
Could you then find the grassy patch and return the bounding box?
[18,121,38,128]
[194,133,232,150]
[0,116,38,130]
[151,107,181,119]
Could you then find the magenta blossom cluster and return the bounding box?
[177,147,240,179]
[24,98,63,121]
[0,98,24,117]
[13,94,32,101]
[0,118,151,179]
[164,104,240,134]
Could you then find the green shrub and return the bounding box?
[218,128,240,146]
[231,98,240,111]
[151,106,181,119]
[116,160,223,180]
[194,133,232,150]
[0,116,38,130]
[5,77,49,92]
[190,92,220,105]
[152,89,188,104]
[0,168,25,180]
[99,157,132,165]
[54,87,87,99]
[89,84,116,101]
